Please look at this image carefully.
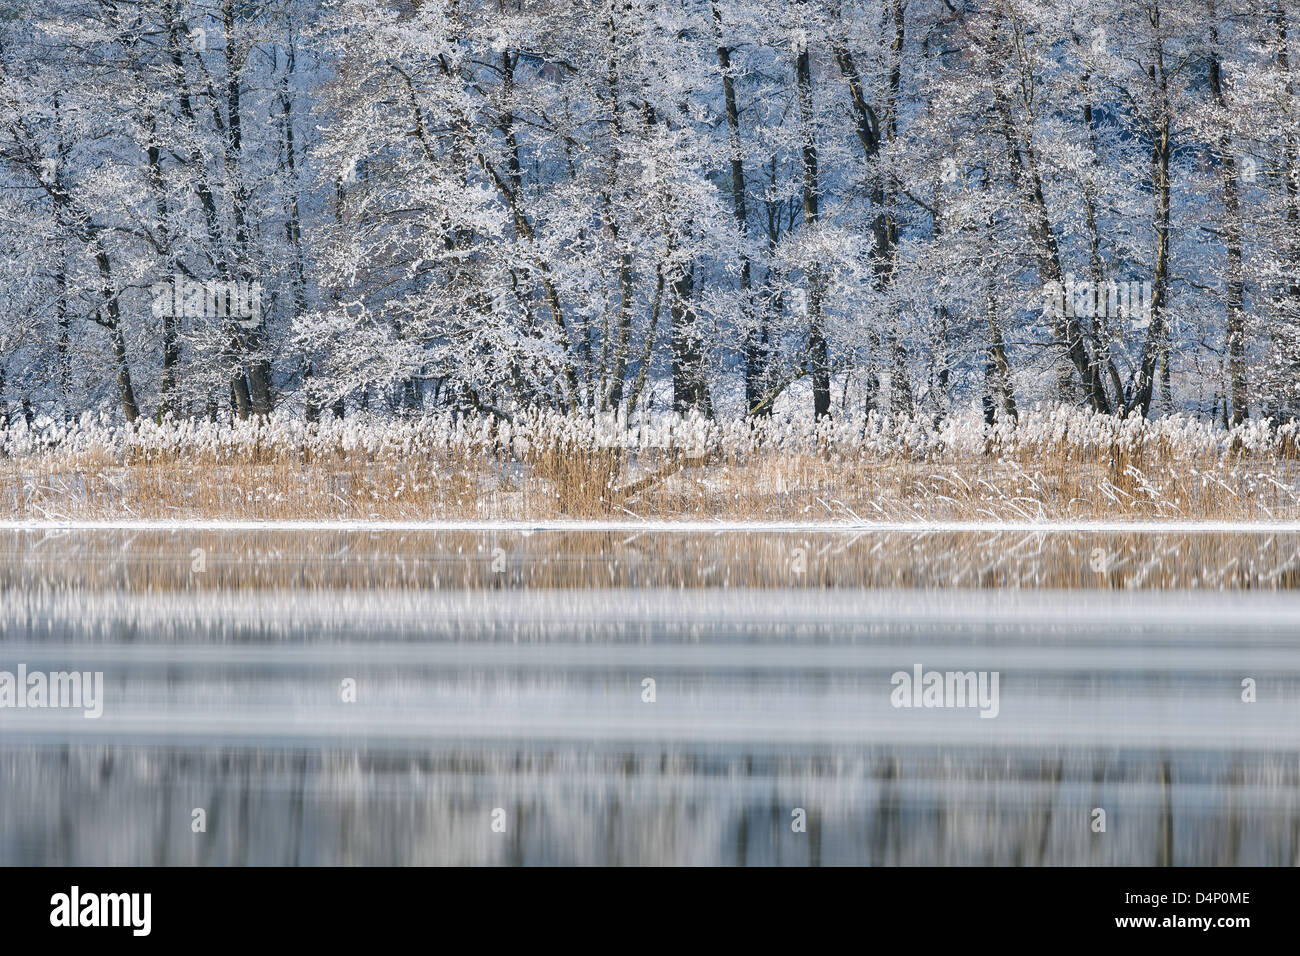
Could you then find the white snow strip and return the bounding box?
[0,518,1297,533]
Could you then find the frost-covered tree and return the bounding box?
[0,0,1296,424]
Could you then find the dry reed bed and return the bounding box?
[1,405,1298,521]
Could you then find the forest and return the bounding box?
[1,0,1298,429]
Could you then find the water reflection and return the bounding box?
[0,532,1298,865]
[0,527,1296,590]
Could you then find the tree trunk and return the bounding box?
[146,131,180,421]
[670,264,713,417]
[794,7,830,419]
[224,1,272,417]
[1209,2,1248,424]
[1079,77,1126,407]
[1129,25,1174,418]
[95,252,140,423]
[713,5,760,414]
[626,264,666,420]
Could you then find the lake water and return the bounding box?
[1,529,1298,865]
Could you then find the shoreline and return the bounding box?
[2,518,1300,533]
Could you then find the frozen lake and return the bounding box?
[1,529,1298,865]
